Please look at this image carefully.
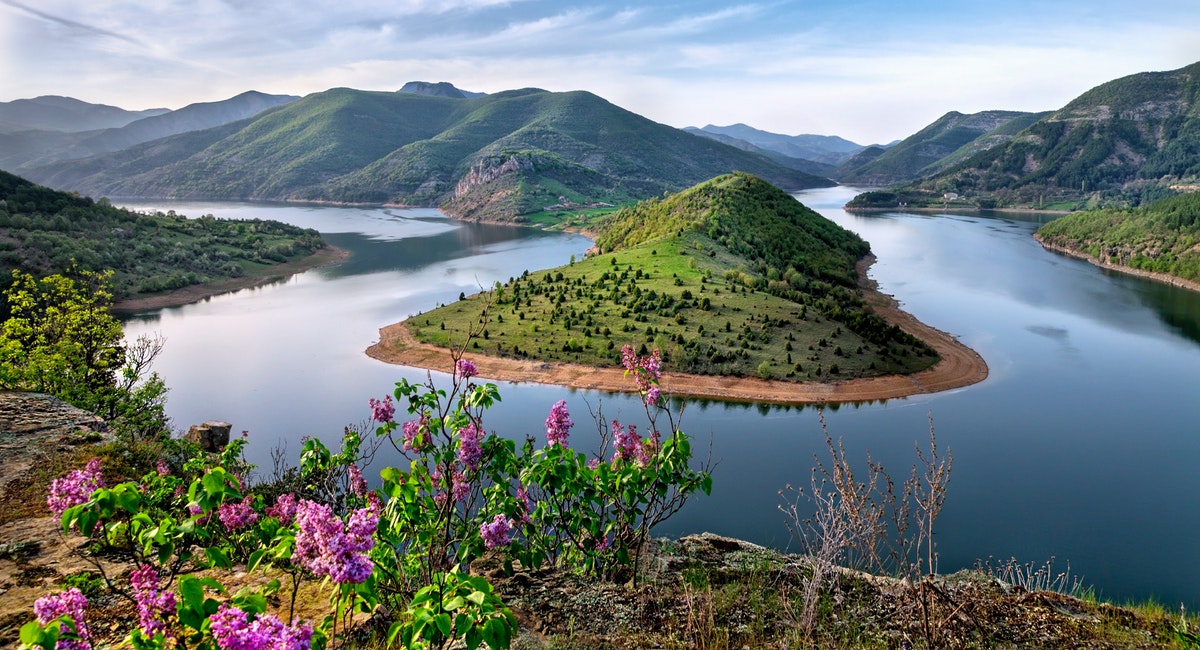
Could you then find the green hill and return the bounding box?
[835,110,1043,186]
[850,60,1200,210]
[24,88,833,224]
[0,170,324,300]
[407,173,936,381]
[1035,191,1200,284]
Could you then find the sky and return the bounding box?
[3,0,1200,145]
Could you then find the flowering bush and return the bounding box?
[22,347,709,650]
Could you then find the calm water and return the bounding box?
[121,190,1200,608]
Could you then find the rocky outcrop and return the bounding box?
[455,155,534,198]
[0,392,107,491]
[185,421,232,452]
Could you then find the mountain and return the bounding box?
[680,127,835,177]
[400,172,936,379]
[0,170,324,299]
[0,96,168,133]
[850,60,1200,209]
[691,124,865,165]
[25,88,835,223]
[398,81,486,99]
[0,91,299,172]
[835,110,1045,186]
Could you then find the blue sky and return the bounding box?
[3,0,1199,144]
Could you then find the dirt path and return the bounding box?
[366,256,988,405]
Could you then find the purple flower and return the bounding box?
[544,400,573,447]
[455,358,478,380]
[210,603,313,650]
[644,386,661,407]
[47,458,104,519]
[369,395,395,423]
[293,499,378,584]
[613,420,651,466]
[217,495,259,531]
[515,485,534,524]
[457,423,484,471]
[480,514,513,549]
[347,464,368,497]
[34,587,91,650]
[620,345,664,401]
[401,414,429,452]
[130,565,176,637]
[156,460,170,477]
[266,493,298,524]
[451,472,470,502]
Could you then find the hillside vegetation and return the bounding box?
[850,60,1200,210]
[0,170,324,300]
[1036,191,1200,283]
[409,173,935,381]
[24,88,833,224]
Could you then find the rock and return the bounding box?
[185,420,232,452]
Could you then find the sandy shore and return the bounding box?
[365,256,989,405]
[112,246,350,313]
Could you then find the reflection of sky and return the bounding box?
[118,201,456,240]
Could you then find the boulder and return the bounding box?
[185,421,232,452]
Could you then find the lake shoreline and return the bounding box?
[1034,234,1200,295]
[111,245,350,313]
[365,255,989,404]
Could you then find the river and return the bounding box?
[121,188,1200,609]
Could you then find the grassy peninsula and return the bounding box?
[1036,191,1200,288]
[406,173,937,382]
[0,170,326,301]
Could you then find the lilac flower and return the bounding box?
[544,400,573,447]
[619,345,665,402]
[401,414,430,452]
[612,420,648,466]
[217,495,259,531]
[347,464,368,497]
[451,472,470,502]
[457,423,484,471]
[644,386,662,407]
[515,485,534,524]
[292,499,378,584]
[266,493,298,524]
[455,358,478,380]
[130,565,176,637]
[369,395,395,423]
[47,458,104,519]
[587,458,601,470]
[34,587,91,650]
[156,460,170,477]
[480,514,513,549]
[209,603,313,650]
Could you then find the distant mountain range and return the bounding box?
[398,81,486,99]
[849,60,1200,209]
[684,124,867,166]
[0,91,299,172]
[0,96,169,133]
[19,87,834,222]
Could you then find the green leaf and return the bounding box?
[205,546,231,568]
[444,595,465,611]
[433,612,453,638]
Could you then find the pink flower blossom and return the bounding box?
[480,514,513,549]
[369,395,395,423]
[457,423,484,471]
[455,358,477,380]
[619,345,664,403]
[130,565,176,637]
[217,495,259,531]
[209,603,313,650]
[401,414,430,452]
[34,587,91,650]
[156,460,170,477]
[266,493,299,524]
[347,464,368,497]
[544,400,573,447]
[47,458,104,519]
[612,420,652,466]
[292,499,378,584]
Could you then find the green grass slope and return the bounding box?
[25,88,833,223]
[0,171,324,300]
[1036,191,1200,284]
[409,173,936,381]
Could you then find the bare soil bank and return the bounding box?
[1035,234,1200,294]
[366,257,989,405]
[111,246,350,313]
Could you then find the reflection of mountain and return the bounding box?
[319,224,556,278]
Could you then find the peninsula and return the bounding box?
[368,173,988,403]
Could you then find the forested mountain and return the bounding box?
[835,110,1045,186]
[397,81,486,98]
[1036,191,1200,284]
[0,96,168,133]
[0,91,298,172]
[0,170,323,299]
[680,127,836,177]
[687,124,864,165]
[406,172,935,379]
[23,88,834,223]
[850,60,1200,209]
